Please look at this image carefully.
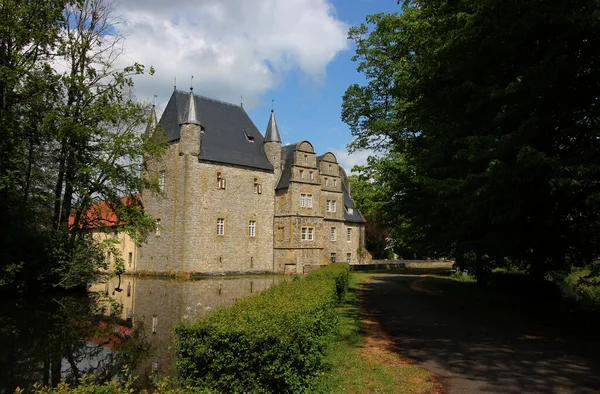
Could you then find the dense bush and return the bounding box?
[175,263,350,393]
[306,262,350,301]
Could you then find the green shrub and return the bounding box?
[306,262,350,302]
[175,264,350,393]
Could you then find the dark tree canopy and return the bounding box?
[344,0,600,279]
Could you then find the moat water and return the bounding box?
[0,275,288,393]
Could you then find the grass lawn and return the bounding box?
[312,273,441,394]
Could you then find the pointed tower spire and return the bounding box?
[183,87,200,126]
[145,104,158,137]
[265,109,281,143]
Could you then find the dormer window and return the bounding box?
[243,128,255,142]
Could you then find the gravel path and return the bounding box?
[361,273,600,394]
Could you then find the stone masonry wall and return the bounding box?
[139,134,275,274]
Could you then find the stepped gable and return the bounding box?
[159,90,274,171]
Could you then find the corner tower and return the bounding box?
[263,110,282,181]
[180,87,202,156]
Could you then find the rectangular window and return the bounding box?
[346,253,352,264]
[253,178,259,193]
[217,172,226,189]
[249,220,256,237]
[324,177,329,186]
[332,200,337,212]
[333,179,337,187]
[326,200,331,212]
[299,170,304,179]
[159,170,165,193]
[113,231,119,240]
[277,226,284,242]
[302,227,314,241]
[331,227,336,241]
[307,194,313,208]
[217,218,225,236]
[152,316,158,334]
[309,171,314,180]
[156,219,161,236]
[128,252,133,267]
[347,228,352,241]
[330,252,336,262]
[300,193,306,207]
[106,251,111,264]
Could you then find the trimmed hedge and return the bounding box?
[306,262,350,302]
[175,263,350,393]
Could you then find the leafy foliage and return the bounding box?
[0,0,165,293]
[175,264,350,393]
[343,0,600,280]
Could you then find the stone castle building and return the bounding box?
[139,88,366,274]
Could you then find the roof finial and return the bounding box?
[190,75,194,90]
[174,76,176,91]
[241,95,243,109]
[152,94,157,107]
[271,98,274,112]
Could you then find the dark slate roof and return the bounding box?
[343,183,365,223]
[265,110,281,143]
[159,90,273,171]
[275,143,297,190]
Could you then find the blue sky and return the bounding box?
[117,0,400,171]
[246,0,399,170]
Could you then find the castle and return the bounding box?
[138,88,366,274]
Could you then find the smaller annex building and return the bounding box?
[136,88,367,275]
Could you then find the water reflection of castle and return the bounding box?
[90,275,287,378]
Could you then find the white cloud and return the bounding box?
[111,0,348,107]
[330,148,376,175]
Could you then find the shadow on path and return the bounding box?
[362,274,600,394]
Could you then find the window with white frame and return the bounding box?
[330,252,336,262]
[346,253,352,264]
[331,227,336,241]
[302,227,314,241]
[156,219,161,236]
[326,200,331,212]
[347,228,352,241]
[217,218,225,236]
[249,220,256,237]
[301,194,313,208]
[158,170,165,193]
[332,200,337,212]
[217,172,226,189]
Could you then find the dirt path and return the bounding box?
[361,273,600,394]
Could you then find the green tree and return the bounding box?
[343,1,600,281]
[0,0,166,292]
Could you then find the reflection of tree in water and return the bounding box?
[0,292,151,393]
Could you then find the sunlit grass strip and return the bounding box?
[313,273,441,393]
